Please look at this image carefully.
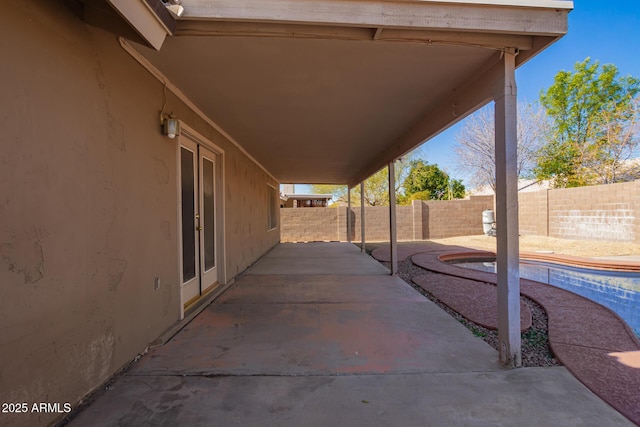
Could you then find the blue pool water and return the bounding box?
[454,260,640,337]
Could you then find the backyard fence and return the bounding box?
[280,180,640,243]
[281,196,493,242]
[519,180,639,242]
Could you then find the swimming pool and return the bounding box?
[453,259,640,337]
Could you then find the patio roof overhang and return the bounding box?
[94,0,573,368]
[113,0,571,188]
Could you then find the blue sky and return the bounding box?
[294,1,640,193]
[418,0,640,184]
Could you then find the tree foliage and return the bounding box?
[537,58,640,187]
[309,156,412,206]
[453,102,548,193]
[401,160,465,202]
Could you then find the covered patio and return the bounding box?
[67,242,632,426]
[107,0,575,367]
[1,1,591,426]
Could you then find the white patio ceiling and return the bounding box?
[130,0,571,186]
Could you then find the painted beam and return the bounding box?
[347,36,567,188]
[107,0,173,50]
[377,29,533,50]
[388,161,398,276]
[494,49,521,368]
[347,187,352,243]
[360,182,366,253]
[174,21,534,50]
[182,0,570,36]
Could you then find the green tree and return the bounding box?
[537,58,640,187]
[402,160,465,201]
[309,156,412,206]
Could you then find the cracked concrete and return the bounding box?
[67,243,633,426]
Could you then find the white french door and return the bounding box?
[180,138,218,308]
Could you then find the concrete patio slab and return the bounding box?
[405,247,640,425]
[66,242,635,426]
[129,273,498,376]
[71,369,631,427]
[245,242,390,275]
[214,274,423,305]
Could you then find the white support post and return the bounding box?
[347,187,352,243]
[388,162,398,276]
[494,49,521,368]
[360,182,366,252]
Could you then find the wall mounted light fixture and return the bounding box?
[161,113,180,139]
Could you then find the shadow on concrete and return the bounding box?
[67,242,634,426]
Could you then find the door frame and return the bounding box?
[176,123,226,319]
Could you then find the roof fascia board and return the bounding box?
[392,0,572,8]
[286,195,334,199]
[182,0,570,36]
[107,0,175,50]
[175,21,534,50]
[514,34,560,67]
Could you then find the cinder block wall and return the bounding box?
[423,196,494,239]
[519,190,548,236]
[280,195,493,242]
[280,182,640,243]
[281,208,338,241]
[547,181,639,242]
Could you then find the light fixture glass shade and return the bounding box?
[164,117,179,139]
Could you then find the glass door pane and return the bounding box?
[202,157,215,271]
[181,147,197,282]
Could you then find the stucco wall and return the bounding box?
[0,3,278,426]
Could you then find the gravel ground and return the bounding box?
[382,258,559,367]
[368,235,639,367]
[431,235,640,258]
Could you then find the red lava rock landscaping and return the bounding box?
[407,249,640,426]
[412,274,532,331]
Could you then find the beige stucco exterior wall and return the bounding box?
[0,3,278,426]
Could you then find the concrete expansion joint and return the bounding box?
[128,368,514,381]
[141,370,506,378]
[550,340,637,353]
[228,301,371,305]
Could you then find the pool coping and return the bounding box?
[439,250,640,272]
[406,249,640,425]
